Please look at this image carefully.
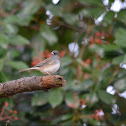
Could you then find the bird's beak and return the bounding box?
[51,52,54,55]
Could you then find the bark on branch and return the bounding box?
[0,75,66,98]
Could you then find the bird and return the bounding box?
[19,50,60,75]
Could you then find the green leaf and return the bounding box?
[40,24,58,45]
[10,35,30,45]
[79,0,103,6]
[65,91,79,108]
[108,0,114,6]
[0,33,9,45]
[114,28,126,47]
[57,0,71,7]
[102,44,120,51]
[63,13,78,25]
[4,15,22,25]
[80,7,105,18]
[19,0,40,16]
[16,0,41,26]
[4,0,41,26]
[0,59,4,71]
[9,50,20,59]
[97,90,116,104]
[117,9,126,25]
[47,5,63,17]
[8,61,28,70]
[0,72,10,82]
[114,79,126,92]
[59,114,73,122]
[81,80,94,90]
[89,45,104,57]
[112,55,123,65]
[48,89,63,108]
[82,93,98,107]
[3,23,18,35]
[5,15,31,26]
[61,56,72,67]
[0,71,10,82]
[4,14,32,26]
[122,54,126,63]
[90,7,105,18]
[102,11,115,25]
[32,91,48,106]
[79,9,91,17]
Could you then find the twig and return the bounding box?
[0,115,14,121]
[56,20,84,33]
[0,104,6,117]
[107,66,119,86]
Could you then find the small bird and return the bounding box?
[19,50,60,75]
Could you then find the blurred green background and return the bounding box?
[0,0,126,125]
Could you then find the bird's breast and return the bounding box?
[40,62,60,74]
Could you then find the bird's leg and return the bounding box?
[46,72,51,75]
[44,88,49,92]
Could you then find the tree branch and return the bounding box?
[0,75,66,98]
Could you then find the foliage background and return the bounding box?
[0,0,126,125]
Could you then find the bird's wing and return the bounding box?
[33,58,53,67]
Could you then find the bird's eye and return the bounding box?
[53,52,56,55]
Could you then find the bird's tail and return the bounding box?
[19,67,38,72]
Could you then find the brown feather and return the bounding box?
[19,67,39,72]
